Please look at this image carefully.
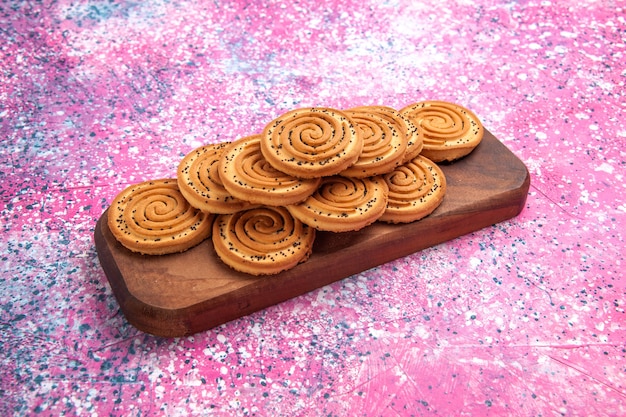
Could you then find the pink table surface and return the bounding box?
[1,0,625,416]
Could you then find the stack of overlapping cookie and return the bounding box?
[107,100,484,275]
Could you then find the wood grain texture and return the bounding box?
[94,129,530,337]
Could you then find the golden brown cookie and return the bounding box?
[219,135,321,206]
[108,178,214,255]
[350,105,423,164]
[260,107,363,178]
[379,155,446,224]
[212,206,316,276]
[287,175,389,232]
[400,100,483,162]
[177,142,257,214]
[339,107,408,178]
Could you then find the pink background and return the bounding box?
[1,0,625,415]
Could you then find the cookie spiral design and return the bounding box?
[108,179,214,255]
[400,100,483,162]
[287,176,389,232]
[260,107,363,178]
[340,107,408,178]
[350,105,423,164]
[220,135,321,206]
[177,142,256,214]
[212,206,316,276]
[380,155,446,224]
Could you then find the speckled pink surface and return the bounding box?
[1,0,625,416]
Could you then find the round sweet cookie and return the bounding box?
[212,206,316,276]
[379,155,447,224]
[177,142,257,214]
[350,105,423,164]
[260,107,364,178]
[108,178,214,255]
[400,100,483,162]
[219,135,321,206]
[339,107,408,178]
[286,175,389,232]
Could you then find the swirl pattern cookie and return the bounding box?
[287,176,389,232]
[219,135,322,206]
[108,178,214,255]
[350,105,423,164]
[400,100,483,162]
[177,142,257,214]
[260,107,363,178]
[379,155,446,224]
[339,107,408,178]
[212,206,315,276]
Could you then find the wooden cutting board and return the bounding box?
[94,129,530,337]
